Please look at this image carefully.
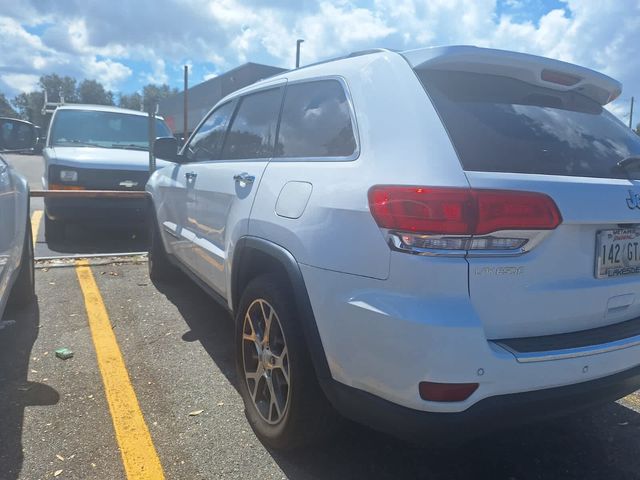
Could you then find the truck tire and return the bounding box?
[44,215,65,243]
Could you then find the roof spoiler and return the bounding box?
[402,46,622,105]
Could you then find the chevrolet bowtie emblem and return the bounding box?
[119,180,138,188]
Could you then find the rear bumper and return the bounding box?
[45,197,148,224]
[321,364,640,443]
[299,260,640,414]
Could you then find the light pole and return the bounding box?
[296,39,304,68]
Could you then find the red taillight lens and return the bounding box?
[474,190,562,235]
[367,186,475,234]
[368,186,561,235]
[419,381,479,402]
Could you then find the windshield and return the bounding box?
[417,69,640,179]
[49,109,171,150]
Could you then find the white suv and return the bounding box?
[147,46,640,448]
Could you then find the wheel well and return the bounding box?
[233,246,292,312]
[232,237,332,379]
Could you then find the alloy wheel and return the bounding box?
[242,299,290,424]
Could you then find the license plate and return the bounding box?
[596,228,640,278]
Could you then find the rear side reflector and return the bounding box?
[368,186,561,236]
[419,381,479,402]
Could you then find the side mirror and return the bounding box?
[0,118,37,152]
[153,136,179,161]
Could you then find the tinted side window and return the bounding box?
[186,101,235,161]
[276,80,356,158]
[220,87,283,160]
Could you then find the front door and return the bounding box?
[185,84,285,297]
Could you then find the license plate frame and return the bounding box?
[595,228,640,278]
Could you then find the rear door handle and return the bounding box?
[233,172,255,185]
[185,171,197,183]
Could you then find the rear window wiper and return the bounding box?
[110,144,149,151]
[617,156,640,170]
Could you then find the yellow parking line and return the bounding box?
[75,260,165,480]
[30,210,43,249]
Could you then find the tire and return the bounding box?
[148,211,179,282]
[44,215,65,243]
[236,274,337,450]
[8,217,35,309]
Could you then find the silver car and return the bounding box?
[0,117,35,318]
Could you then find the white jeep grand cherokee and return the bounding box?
[147,46,640,449]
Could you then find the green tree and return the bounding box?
[12,91,45,126]
[142,84,178,113]
[118,92,143,111]
[39,74,78,103]
[0,94,18,117]
[78,79,114,105]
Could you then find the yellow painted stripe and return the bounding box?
[75,260,165,480]
[30,210,43,249]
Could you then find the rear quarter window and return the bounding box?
[275,80,356,158]
[417,69,640,179]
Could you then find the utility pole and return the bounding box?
[630,96,635,130]
[296,39,304,68]
[183,65,189,145]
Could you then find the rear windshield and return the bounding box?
[50,109,171,151]
[417,69,640,179]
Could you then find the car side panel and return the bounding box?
[0,158,28,318]
[147,164,191,261]
[248,52,470,280]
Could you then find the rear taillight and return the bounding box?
[368,187,475,235]
[368,186,561,254]
[474,189,562,234]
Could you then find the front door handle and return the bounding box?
[233,172,255,185]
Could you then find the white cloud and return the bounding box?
[0,0,639,124]
[84,57,132,90]
[0,74,40,93]
[144,58,168,85]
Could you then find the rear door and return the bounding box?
[186,85,285,296]
[417,68,640,340]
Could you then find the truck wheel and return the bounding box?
[236,274,337,450]
[148,212,178,282]
[44,215,65,243]
[8,217,35,309]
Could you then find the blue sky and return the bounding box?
[1,0,638,120]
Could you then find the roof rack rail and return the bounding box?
[347,48,395,58]
[41,89,66,115]
[299,48,396,71]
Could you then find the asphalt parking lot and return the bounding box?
[3,153,640,479]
